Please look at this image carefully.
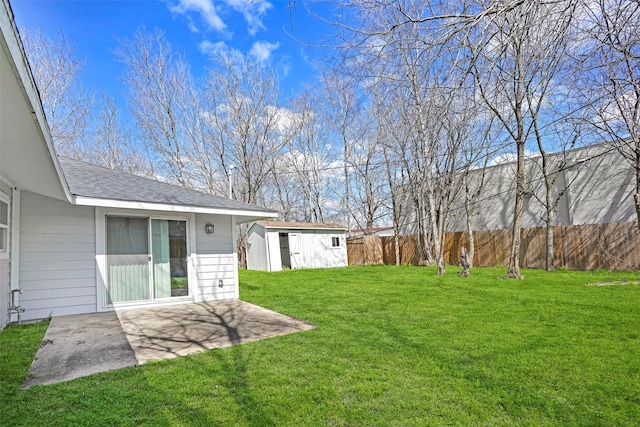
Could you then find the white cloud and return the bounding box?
[249,40,279,62]
[279,57,291,78]
[199,40,228,56]
[198,40,244,62]
[224,0,272,35]
[169,0,272,35]
[169,0,226,32]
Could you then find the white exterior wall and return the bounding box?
[19,191,97,321]
[296,231,347,269]
[400,143,637,235]
[0,258,7,328]
[0,180,10,329]
[194,214,237,301]
[265,232,282,271]
[249,226,348,271]
[3,193,242,321]
[246,224,268,271]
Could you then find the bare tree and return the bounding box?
[89,93,148,175]
[116,28,195,188]
[284,91,335,222]
[20,28,93,157]
[578,0,640,231]
[520,2,579,272]
[326,0,551,274]
[202,52,286,267]
[322,71,365,233]
[203,52,284,205]
[470,0,578,277]
[460,109,497,269]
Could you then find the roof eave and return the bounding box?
[258,224,347,231]
[0,0,72,202]
[72,196,279,221]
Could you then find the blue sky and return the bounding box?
[11,0,335,102]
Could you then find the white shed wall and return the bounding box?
[247,225,268,271]
[195,214,237,301]
[250,226,347,271]
[19,191,97,321]
[297,231,347,269]
[265,231,282,271]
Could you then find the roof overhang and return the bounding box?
[253,223,347,232]
[73,196,279,223]
[0,0,70,201]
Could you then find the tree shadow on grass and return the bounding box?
[135,310,277,426]
[212,345,276,426]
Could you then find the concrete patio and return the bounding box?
[22,300,315,388]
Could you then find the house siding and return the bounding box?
[0,258,8,328]
[19,191,96,321]
[195,214,236,301]
[0,180,11,329]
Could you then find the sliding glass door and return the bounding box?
[106,216,189,305]
[106,217,150,303]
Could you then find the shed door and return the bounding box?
[279,232,291,269]
[289,233,301,270]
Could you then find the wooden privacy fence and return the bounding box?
[347,222,640,271]
[347,235,422,266]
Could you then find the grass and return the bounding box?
[1,265,640,426]
[171,277,188,290]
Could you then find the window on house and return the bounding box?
[0,199,8,254]
[331,236,340,247]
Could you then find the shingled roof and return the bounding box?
[58,156,277,214]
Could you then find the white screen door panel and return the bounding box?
[106,216,150,303]
[289,233,300,270]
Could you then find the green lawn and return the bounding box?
[1,266,640,426]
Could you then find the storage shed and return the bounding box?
[246,221,348,271]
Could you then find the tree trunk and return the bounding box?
[465,195,476,268]
[467,227,475,269]
[459,247,471,277]
[545,185,555,272]
[635,152,640,233]
[507,141,525,278]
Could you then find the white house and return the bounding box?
[0,0,277,330]
[246,221,348,272]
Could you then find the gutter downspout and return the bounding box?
[9,188,23,323]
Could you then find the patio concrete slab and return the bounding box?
[117,300,315,363]
[22,311,137,388]
[23,300,315,388]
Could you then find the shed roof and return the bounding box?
[255,220,347,230]
[58,156,278,218]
